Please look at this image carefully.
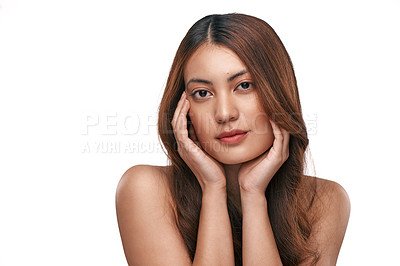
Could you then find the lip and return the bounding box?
[216,129,248,144]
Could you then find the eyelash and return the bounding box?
[190,82,253,99]
[237,82,252,91]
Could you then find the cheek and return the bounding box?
[251,114,274,150]
[252,112,271,134]
[241,102,271,134]
[244,105,275,152]
[188,107,215,142]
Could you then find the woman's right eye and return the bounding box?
[191,90,211,99]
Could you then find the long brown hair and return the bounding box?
[158,13,319,265]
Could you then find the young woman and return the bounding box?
[116,13,350,266]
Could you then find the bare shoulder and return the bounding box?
[303,176,351,265]
[116,165,174,219]
[314,176,351,217]
[116,165,173,205]
[116,165,191,265]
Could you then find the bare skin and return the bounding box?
[116,44,350,265]
[116,166,350,265]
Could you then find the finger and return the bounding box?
[175,98,191,145]
[189,124,202,148]
[171,91,186,128]
[270,119,284,137]
[282,128,290,153]
[188,123,198,142]
[270,120,284,152]
[172,91,186,128]
[271,120,290,160]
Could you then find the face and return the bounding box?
[183,44,275,164]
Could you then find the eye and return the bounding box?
[237,82,252,90]
[191,89,211,99]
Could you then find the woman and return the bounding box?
[116,13,350,266]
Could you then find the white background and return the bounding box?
[0,0,399,265]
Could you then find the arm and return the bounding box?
[237,120,288,265]
[116,165,235,266]
[240,179,351,266]
[172,91,235,265]
[193,187,235,265]
[239,121,350,266]
[237,120,350,265]
[241,190,282,266]
[118,92,234,265]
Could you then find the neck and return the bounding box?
[223,163,242,210]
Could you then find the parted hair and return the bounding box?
[158,13,319,265]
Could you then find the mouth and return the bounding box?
[216,129,248,144]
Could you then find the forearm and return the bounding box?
[241,190,282,266]
[193,187,235,266]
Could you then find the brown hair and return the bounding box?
[158,13,319,265]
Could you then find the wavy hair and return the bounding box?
[158,13,319,265]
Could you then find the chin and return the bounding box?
[207,147,269,165]
[217,156,251,165]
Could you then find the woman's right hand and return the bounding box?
[171,91,226,191]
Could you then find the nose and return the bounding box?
[214,93,239,124]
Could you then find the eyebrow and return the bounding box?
[186,70,248,87]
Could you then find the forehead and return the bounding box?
[184,44,248,80]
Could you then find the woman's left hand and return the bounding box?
[238,120,290,195]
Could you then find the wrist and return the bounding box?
[202,184,227,196]
[240,189,267,206]
[200,177,226,193]
[239,186,266,198]
[202,187,228,205]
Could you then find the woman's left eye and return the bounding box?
[237,82,252,90]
